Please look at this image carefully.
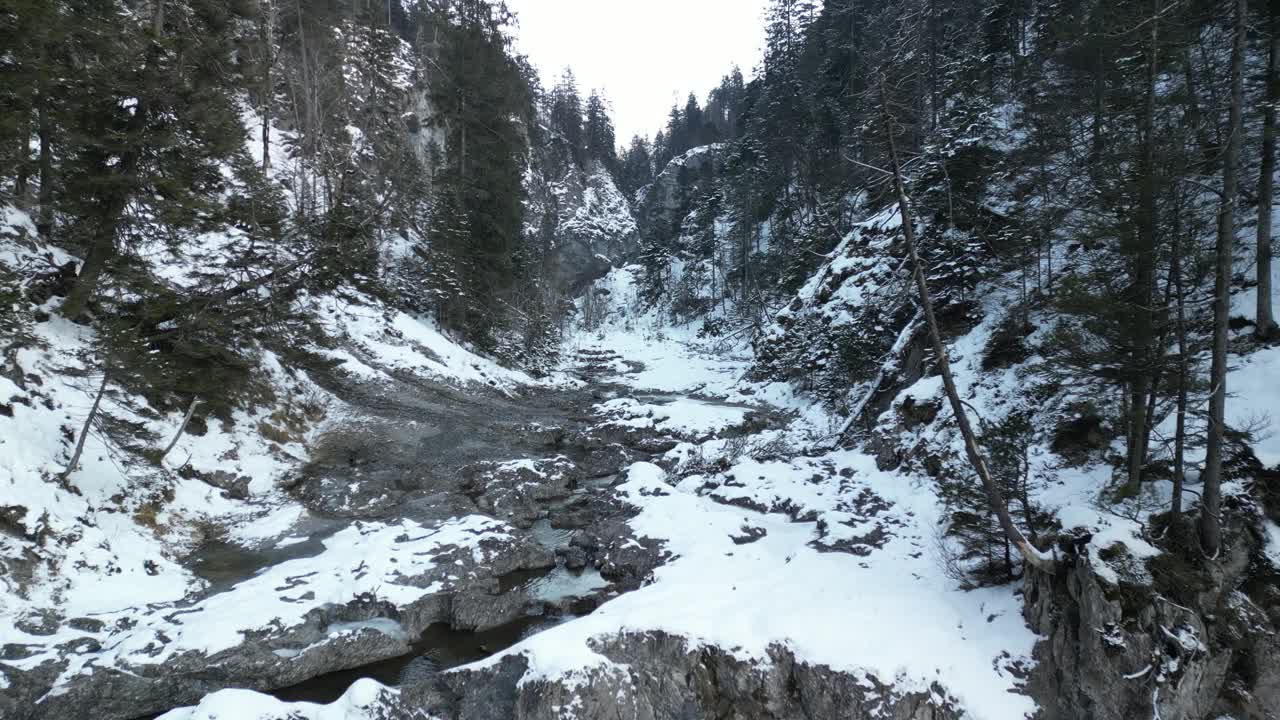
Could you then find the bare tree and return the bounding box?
[60,372,109,483]
[879,77,1053,574]
[158,398,201,463]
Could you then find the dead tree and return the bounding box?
[60,372,109,483]
[878,77,1054,574]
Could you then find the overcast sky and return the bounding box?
[503,0,771,144]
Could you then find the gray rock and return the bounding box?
[1024,514,1280,720]
[408,631,961,720]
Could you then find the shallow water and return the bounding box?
[270,617,562,703]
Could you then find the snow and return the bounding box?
[1265,521,1280,568]
[473,458,1037,719]
[1,197,549,706]
[304,289,534,391]
[1226,347,1280,466]
[158,679,418,720]
[458,272,1041,719]
[594,396,749,436]
[4,513,512,692]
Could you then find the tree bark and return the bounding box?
[259,0,275,172]
[37,90,53,238]
[1124,1,1161,497]
[61,372,109,483]
[1172,216,1188,520]
[879,78,1053,574]
[1201,0,1246,557]
[158,398,200,462]
[1258,11,1279,340]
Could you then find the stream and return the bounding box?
[38,345,779,720]
[153,348,751,714]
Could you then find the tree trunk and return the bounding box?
[1090,17,1106,164]
[1202,0,1246,557]
[1123,0,1160,498]
[15,113,30,204]
[1182,47,1214,174]
[61,200,123,319]
[37,93,53,238]
[879,78,1053,574]
[158,398,200,462]
[260,0,275,172]
[1172,217,1188,520]
[61,372,109,483]
[1258,14,1279,340]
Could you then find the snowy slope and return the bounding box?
[0,202,544,700]
[437,264,1040,718]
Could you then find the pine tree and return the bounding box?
[58,0,252,319]
[422,0,530,350]
[549,68,584,164]
[618,135,654,199]
[584,90,618,173]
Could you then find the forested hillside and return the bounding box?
[627,0,1280,567]
[1,0,633,372]
[2,0,1280,719]
[602,0,1280,715]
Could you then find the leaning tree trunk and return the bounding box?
[61,185,129,319]
[61,372,109,483]
[1202,0,1247,557]
[879,78,1053,574]
[1258,9,1279,340]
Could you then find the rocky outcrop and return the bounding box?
[408,631,960,720]
[0,532,556,720]
[635,145,725,257]
[1024,511,1280,720]
[524,158,637,294]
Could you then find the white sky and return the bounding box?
[503,0,771,144]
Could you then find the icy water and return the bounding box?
[270,618,562,703]
[179,356,656,712]
[267,514,614,705]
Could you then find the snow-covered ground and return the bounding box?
[10,197,1280,719]
[0,200,555,706]
[147,220,1280,719]
[438,265,1039,718]
[154,263,1040,718]
[161,679,410,720]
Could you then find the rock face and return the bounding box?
[1024,512,1280,720]
[0,526,555,720]
[408,631,960,720]
[524,158,637,294]
[635,145,725,258]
